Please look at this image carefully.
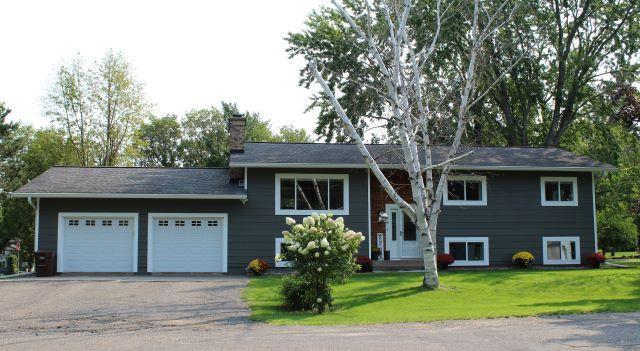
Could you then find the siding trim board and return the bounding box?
[14,193,247,200]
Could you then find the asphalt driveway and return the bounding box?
[1,276,638,351]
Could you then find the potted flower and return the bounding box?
[587,252,605,269]
[246,258,269,276]
[512,251,534,268]
[437,253,455,270]
[371,246,382,261]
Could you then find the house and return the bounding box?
[11,115,614,273]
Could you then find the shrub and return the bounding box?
[586,252,605,268]
[247,258,269,276]
[6,254,18,275]
[356,255,373,272]
[437,254,455,269]
[512,251,534,268]
[279,274,331,311]
[277,213,364,313]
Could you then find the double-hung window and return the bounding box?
[444,175,487,206]
[444,237,489,266]
[275,174,349,215]
[540,177,578,206]
[543,236,580,264]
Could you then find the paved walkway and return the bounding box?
[1,276,638,350]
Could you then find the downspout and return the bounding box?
[591,172,598,253]
[27,197,39,252]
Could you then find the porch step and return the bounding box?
[373,259,423,272]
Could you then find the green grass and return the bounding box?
[605,251,639,259]
[244,269,640,325]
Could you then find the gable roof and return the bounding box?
[11,167,246,199]
[229,142,614,171]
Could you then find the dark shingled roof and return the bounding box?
[12,167,246,198]
[230,142,614,170]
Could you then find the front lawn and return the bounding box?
[244,269,640,325]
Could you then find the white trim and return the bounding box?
[57,212,139,273]
[444,237,489,266]
[244,167,248,190]
[275,238,291,268]
[274,173,349,215]
[230,162,613,172]
[367,169,371,259]
[443,175,488,206]
[147,213,228,273]
[11,193,247,200]
[542,236,581,265]
[540,177,578,206]
[591,172,598,252]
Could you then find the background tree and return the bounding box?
[135,114,182,167]
[45,50,149,166]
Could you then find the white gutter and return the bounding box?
[592,172,599,253]
[229,162,614,172]
[11,193,247,200]
[27,197,39,252]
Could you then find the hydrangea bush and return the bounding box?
[277,213,364,313]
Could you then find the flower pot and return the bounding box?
[384,250,390,260]
[371,251,381,261]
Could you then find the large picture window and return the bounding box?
[540,177,578,206]
[443,175,487,206]
[444,237,489,266]
[275,174,349,215]
[543,236,580,264]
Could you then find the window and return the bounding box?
[543,237,580,264]
[118,220,129,227]
[275,238,292,268]
[275,174,349,215]
[444,237,489,266]
[443,175,487,206]
[540,177,578,206]
[102,220,112,226]
[191,220,202,227]
[158,220,169,227]
[208,220,218,227]
[85,220,95,226]
[175,220,185,227]
[68,219,79,226]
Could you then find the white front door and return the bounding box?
[149,214,227,273]
[385,205,420,259]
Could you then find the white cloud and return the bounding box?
[0,0,327,136]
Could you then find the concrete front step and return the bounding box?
[373,259,423,272]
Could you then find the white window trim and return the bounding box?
[443,175,488,206]
[275,238,292,268]
[444,237,489,266]
[274,173,349,215]
[57,212,139,273]
[542,236,581,265]
[540,176,578,206]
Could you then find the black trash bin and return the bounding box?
[35,251,56,277]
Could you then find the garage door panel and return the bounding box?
[151,215,225,273]
[61,215,136,273]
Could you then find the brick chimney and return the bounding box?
[228,113,246,153]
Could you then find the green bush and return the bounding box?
[280,274,332,311]
[6,254,18,274]
[598,208,638,255]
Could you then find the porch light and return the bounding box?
[378,211,388,223]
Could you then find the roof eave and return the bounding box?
[9,193,248,200]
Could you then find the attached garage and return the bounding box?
[148,213,228,273]
[57,213,138,273]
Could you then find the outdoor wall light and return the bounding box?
[378,211,388,223]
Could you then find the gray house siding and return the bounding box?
[37,168,370,274]
[437,171,596,264]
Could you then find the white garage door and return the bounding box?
[59,214,137,273]
[149,214,227,273]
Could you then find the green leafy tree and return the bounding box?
[277,125,313,143]
[598,207,638,255]
[135,114,182,167]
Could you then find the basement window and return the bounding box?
[444,237,489,266]
[275,238,292,268]
[543,237,580,265]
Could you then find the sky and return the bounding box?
[0,0,328,134]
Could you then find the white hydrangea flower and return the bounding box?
[335,217,344,224]
[319,214,327,220]
[302,249,309,255]
[311,212,320,221]
[360,235,366,241]
[317,297,322,303]
[310,227,318,233]
[282,230,290,237]
[314,252,320,257]
[303,216,316,227]
[320,238,330,248]
[317,267,322,272]
[293,224,304,231]
[341,244,349,251]
[285,217,296,225]
[307,241,317,250]
[324,250,330,256]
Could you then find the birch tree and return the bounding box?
[308,0,517,288]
